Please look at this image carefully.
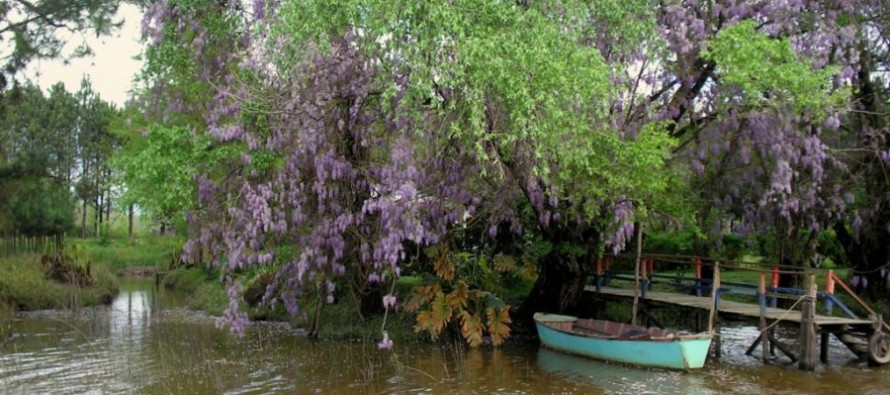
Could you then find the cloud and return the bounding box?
[25,3,144,106]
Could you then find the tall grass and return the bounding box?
[0,254,119,311]
[67,234,182,269]
[0,300,12,337]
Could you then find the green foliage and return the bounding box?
[188,282,229,316]
[270,1,672,214]
[815,230,846,268]
[718,233,745,262]
[6,178,74,236]
[0,78,120,238]
[138,0,241,127]
[644,230,700,256]
[0,300,12,337]
[161,267,213,292]
[644,230,746,262]
[753,228,848,268]
[69,234,182,268]
[113,123,225,222]
[703,20,846,117]
[586,0,660,55]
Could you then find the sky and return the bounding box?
[25,3,144,107]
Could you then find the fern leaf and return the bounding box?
[486,306,512,346]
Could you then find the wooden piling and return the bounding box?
[770,266,780,308]
[631,225,643,326]
[758,272,770,363]
[709,263,721,359]
[799,274,818,370]
[641,257,648,300]
[824,270,835,315]
[821,270,835,364]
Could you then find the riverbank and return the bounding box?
[67,235,183,270]
[157,266,422,342]
[0,234,181,318]
[0,253,119,313]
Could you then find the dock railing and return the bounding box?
[592,253,875,324]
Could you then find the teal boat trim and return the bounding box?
[534,313,712,371]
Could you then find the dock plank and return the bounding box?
[586,286,873,327]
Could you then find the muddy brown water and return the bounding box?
[1,280,888,394]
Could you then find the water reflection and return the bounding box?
[110,285,151,339]
[2,280,890,394]
[536,347,710,395]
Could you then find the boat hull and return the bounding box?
[534,313,712,370]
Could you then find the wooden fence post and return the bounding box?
[632,225,643,326]
[709,262,722,359]
[800,274,818,370]
[641,257,649,300]
[821,270,836,364]
[759,272,770,363]
[770,266,779,308]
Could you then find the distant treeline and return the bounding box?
[0,79,121,241]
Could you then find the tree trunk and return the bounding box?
[520,225,599,328]
[522,251,589,324]
[81,197,88,238]
[105,168,112,222]
[128,204,134,244]
[95,192,101,237]
[94,159,102,237]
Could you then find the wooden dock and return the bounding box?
[583,254,890,368]
[587,286,873,328]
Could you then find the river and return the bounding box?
[1,280,887,394]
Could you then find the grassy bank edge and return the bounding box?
[0,253,120,336]
[158,267,424,343]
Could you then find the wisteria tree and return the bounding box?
[138,0,675,341]
[133,0,890,346]
[616,1,877,278]
[829,2,890,296]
